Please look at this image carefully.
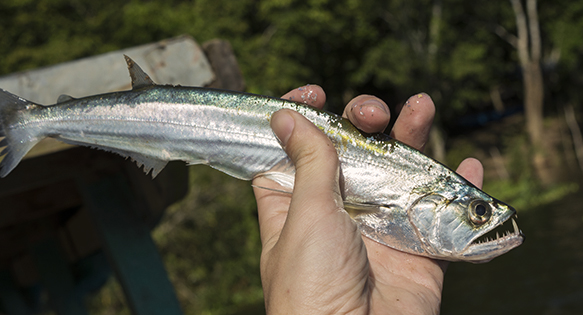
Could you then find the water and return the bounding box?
[441,190,583,314]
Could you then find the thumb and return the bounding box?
[262,110,367,314]
[270,109,343,227]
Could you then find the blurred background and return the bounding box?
[0,0,581,314]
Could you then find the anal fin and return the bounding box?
[54,136,168,177]
[129,152,169,177]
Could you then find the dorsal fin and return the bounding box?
[57,94,76,103]
[123,55,156,89]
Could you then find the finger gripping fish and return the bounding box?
[0,56,523,263]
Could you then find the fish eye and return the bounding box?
[469,200,492,225]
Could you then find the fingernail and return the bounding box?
[299,84,318,104]
[408,92,430,104]
[271,110,295,146]
[355,99,390,116]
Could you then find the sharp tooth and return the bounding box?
[512,218,519,234]
[496,232,500,239]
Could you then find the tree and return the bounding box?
[510,0,544,149]
[493,0,548,180]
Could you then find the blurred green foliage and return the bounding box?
[2,0,583,314]
[484,177,579,212]
[2,0,582,120]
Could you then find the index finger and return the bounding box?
[281,85,326,109]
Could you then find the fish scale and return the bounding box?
[0,55,524,263]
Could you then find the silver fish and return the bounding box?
[0,56,523,263]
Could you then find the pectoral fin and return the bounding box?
[343,202,383,217]
[253,158,295,193]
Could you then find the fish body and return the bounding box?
[0,56,523,262]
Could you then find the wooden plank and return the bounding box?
[0,35,214,160]
[0,147,124,197]
[79,175,182,315]
[0,179,82,228]
[63,208,102,260]
[0,35,214,104]
[32,238,88,315]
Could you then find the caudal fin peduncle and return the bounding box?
[0,89,42,177]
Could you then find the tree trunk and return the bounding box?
[427,0,446,163]
[523,60,544,147]
[564,104,583,174]
[510,0,551,182]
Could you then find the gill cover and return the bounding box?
[408,194,466,257]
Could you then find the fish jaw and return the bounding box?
[459,214,524,263]
[450,196,524,263]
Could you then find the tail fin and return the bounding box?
[0,89,42,177]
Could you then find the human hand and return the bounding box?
[253,85,484,314]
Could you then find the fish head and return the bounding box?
[407,186,524,263]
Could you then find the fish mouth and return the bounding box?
[463,213,524,263]
[472,213,523,245]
